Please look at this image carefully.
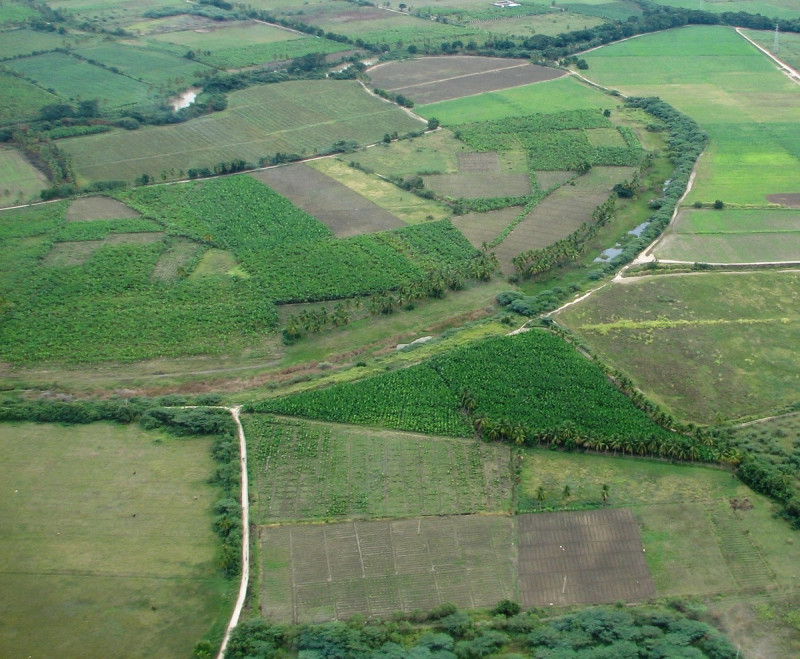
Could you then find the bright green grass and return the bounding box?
[6,52,155,109]
[518,449,800,597]
[653,208,800,262]
[416,75,615,125]
[0,28,70,59]
[649,0,800,19]
[0,148,48,205]
[0,1,38,24]
[0,422,231,659]
[74,42,213,87]
[583,26,800,205]
[246,415,512,521]
[60,80,424,184]
[0,73,58,122]
[556,270,800,423]
[744,28,800,72]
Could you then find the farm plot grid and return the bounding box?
[251,164,404,237]
[517,509,656,607]
[368,57,564,105]
[259,515,516,623]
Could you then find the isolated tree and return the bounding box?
[601,483,610,504]
[536,486,546,509]
[562,484,571,507]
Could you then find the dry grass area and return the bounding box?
[451,206,522,249]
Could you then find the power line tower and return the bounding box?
[773,22,780,55]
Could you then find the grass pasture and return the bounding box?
[416,75,614,125]
[744,28,800,72]
[61,80,424,184]
[556,270,800,423]
[0,1,38,25]
[367,57,564,105]
[0,73,57,123]
[259,515,516,623]
[0,422,229,658]
[0,28,73,59]
[246,416,512,522]
[470,10,606,38]
[654,208,800,263]
[6,52,155,109]
[0,148,49,205]
[582,26,800,205]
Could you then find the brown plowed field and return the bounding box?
[251,164,404,237]
[517,509,656,607]
[259,515,516,623]
[66,196,140,222]
[424,173,531,199]
[452,206,521,249]
[367,56,564,104]
[767,193,800,208]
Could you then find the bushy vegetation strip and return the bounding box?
[223,601,738,659]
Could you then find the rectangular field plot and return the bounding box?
[368,57,563,105]
[423,173,531,200]
[252,164,405,236]
[61,80,423,184]
[0,147,48,205]
[494,166,635,273]
[259,515,516,622]
[246,416,512,522]
[517,509,655,607]
[452,206,523,249]
[653,208,800,263]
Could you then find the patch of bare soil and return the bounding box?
[767,193,800,208]
[66,196,140,222]
[457,152,500,173]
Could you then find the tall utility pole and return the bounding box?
[773,22,780,55]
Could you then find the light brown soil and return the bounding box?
[767,193,800,208]
[66,196,141,222]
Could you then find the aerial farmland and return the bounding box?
[2,0,800,656]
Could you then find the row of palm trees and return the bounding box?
[283,252,499,340]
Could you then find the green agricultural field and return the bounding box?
[653,208,800,263]
[0,73,57,123]
[0,148,49,205]
[246,415,512,521]
[417,75,615,125]
[0,0,39,25]
[743,28,800,72]
[74,42,213,87]
[6,52,156,110]
[0,28,73,59]
[150,22,348,68]
[250,329,674,443]
[0,422,230,659]
[582,26,800,206]
[650,0,800,19]
[347,128,466,177]
[60,80,424,184]
[471,11,605,37]
[517,448,800,597]
[555,270,800,423]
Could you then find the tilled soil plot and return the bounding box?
[517,508,656,607]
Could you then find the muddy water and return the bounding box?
[170,87,200,111]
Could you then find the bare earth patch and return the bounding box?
[104,231,164,245]
[766,193,800,208]
[517,509,656,607]
[424,173,531,199]
[259,515,515,623]
[535,170,575,190]
[66,196,141,222]
[43,240,104,267]
[151,239,202,280]
[367,56,564,104]
[252,164,404,237]
[452,206,522,249]
[457,152,500,173]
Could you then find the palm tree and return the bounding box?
[601,484,610,505]
[536,486,546,510]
